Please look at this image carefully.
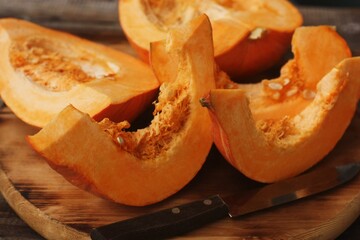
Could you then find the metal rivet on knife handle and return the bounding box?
[171,207,180,214]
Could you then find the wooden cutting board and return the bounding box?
[0,104,360,240]
[1,4,360,239]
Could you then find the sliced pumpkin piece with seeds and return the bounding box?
[202,26,358,183]
[0,18,159,127]
[119,0,303,79]
[27,15,216,206]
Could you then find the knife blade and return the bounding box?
[90,162,360,240]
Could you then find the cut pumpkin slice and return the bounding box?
[216,26,352,121]
[201,25,357,183]
[119,0,303,79]
[27,15,216,206]
[202,57,360,183]
[0,18,159,128]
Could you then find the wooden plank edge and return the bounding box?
[0,166,90,240]
[291,189,360,239]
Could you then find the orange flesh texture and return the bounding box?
[0,18,159,127]
[119,0,302,76]
[150,39,178,84]
[149,20,196,84]
[293,26,352,90]
[217,26,352,121]
[28,15,216,206]
[208,57,360,182]
[149,12,215,85]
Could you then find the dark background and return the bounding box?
[293,0,360,7]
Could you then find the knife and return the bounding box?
[90,162,360,240]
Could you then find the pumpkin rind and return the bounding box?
[0,18,159,128]
[202,26,358,183]
[119,0,303,79]
[27,15,216,206]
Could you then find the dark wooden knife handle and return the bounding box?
[90,195,229,240]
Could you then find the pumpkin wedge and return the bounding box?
[119,0,303,79]
[201,26,357,183]
[218,26,352,121]
[27,15,216,206]
[0,18,159,128]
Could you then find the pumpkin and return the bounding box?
[201,26,357,183]
[0,18,159,128]
[216,26,352,119]
[27,15,216,206]
[119,0,303,79]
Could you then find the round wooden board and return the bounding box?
[0,107,360,240]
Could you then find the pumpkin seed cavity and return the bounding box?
[10,37,120,92]
[100,80,191,161]
[256,116,298,143]
[141,0,266,31]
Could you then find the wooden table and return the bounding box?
[1,3,360,239]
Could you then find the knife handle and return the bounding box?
[90,195,229,240]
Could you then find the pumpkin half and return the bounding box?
[119,0,303,79]
[27,15,216,206]
[201,26,357,183]
[0,18,159,128]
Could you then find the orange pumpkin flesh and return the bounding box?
[216,26,352,121]
[27,15,216,206]
[201,26,358,183]
[119,0,302,79]
[0,18,159,128]
[203,58,360,183]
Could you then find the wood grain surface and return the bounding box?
[0,102,360,240]
[1,3,360,240]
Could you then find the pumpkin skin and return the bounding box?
[27,15,216,206]
[119,0,303,79]
[0,18,159,128]
[201,26,357,183]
